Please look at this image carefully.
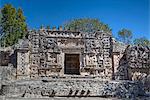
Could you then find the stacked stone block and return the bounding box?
[16,50,29,79]
[29,30,40,79]
[16,27,113,79]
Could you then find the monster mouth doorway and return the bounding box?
[64,54,80,75]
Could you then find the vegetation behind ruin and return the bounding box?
[0,4,150,47]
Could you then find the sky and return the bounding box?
[0,0,150,40]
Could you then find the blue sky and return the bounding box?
[1,0,150,40]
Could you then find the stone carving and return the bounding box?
[19,29,113,78]
[126,46,150,68]
[116,45,150,80]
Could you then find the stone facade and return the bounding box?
[15,28,113,80]
[116,45,150,80]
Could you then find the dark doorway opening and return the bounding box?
[64,54,80,75]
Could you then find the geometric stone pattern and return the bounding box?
[126,46,150,69]
[116,45,150,80]
[16,50,30,79]
[19,28,113,79]
[126,46,150,82]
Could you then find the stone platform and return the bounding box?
[0,97,121,100]
[0,78,145,99]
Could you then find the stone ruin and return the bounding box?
[11,27,113,79]
[0,27,150,99]
[116,45,150,80]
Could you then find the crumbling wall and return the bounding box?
[111,38,127,79]
[116,45,150,81]
[0,79,145,98]
[0,51,10,66]
[0,64,16,83]
[0,49,17,82]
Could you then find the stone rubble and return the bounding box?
[0,79,146,99]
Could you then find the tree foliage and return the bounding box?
[0,4,27,47]
[118,28,132,44]
[0,10,2,23]
[0,10,2,36]
[64,18,112,32]
[133,37,150,47]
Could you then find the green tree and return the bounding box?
[64,18,112,32]
[16,8,27,39]
[0,9,2,23]
[0,4,27,47]
[0,10,2,37]
[118,28,132,44]
[133,37,150,47]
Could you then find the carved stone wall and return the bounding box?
[126,46,150,81]
[16,49,30,79]
[116,45,150,80]
[23,29,113,79]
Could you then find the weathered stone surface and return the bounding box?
[126,45,150,69]
[0,79,145,99]
[0,97,122,100]
[115,45,150,81]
